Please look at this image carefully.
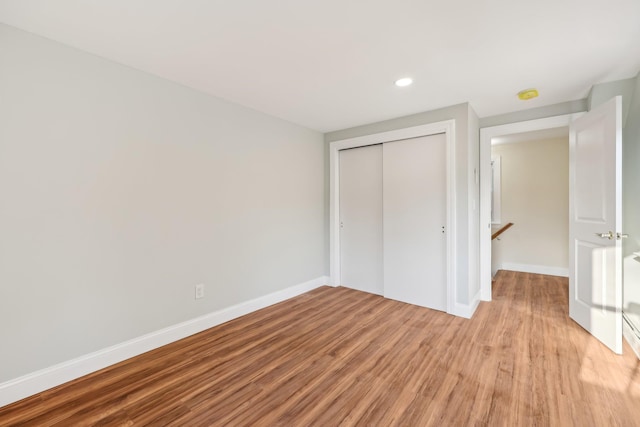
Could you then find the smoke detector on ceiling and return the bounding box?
[518,88,539,100]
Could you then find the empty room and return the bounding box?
[1,1,640,425]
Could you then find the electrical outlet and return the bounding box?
[195,283,205,299]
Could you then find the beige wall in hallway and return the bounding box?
[491,137,569,271]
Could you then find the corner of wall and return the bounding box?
[452,288,481,319]
[467,105,481,303]
[588,76,637,126]
[323,133,331,277]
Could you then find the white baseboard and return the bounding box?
[500,263,568,277]
[0,276,330,408]
[451,290,481,319]
[623,314,640,360]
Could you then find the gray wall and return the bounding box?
[622,73,640,331]
[588,77,636,126]
[0,24,326,382]
[479,99,587,128]
[325,103,481,307]
[467,107,480,301]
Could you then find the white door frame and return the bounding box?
[479,113,584,301]
[329,120,456,314]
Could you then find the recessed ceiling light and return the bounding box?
[395,78,413,87]
[518,88,539,100]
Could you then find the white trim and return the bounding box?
[479,113,584,301]
[0,276,329,408]
[498,263,569,277]
[329,121,457,315]
[623,314,640,360]
[451,290,481,319]
[490,156,502,224]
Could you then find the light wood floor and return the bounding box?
[2,271,640,426]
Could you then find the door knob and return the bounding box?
[617,232,628,240]
[595,231,614,240]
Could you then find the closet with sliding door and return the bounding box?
[338,132,448,312]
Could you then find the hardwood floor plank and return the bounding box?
[2,273,640,426]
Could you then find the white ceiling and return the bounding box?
[1,0,639,132]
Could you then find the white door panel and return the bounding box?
[339,145,383,295]
[569,96,622,354]
[574,124,608,222]
[383,134,447,311]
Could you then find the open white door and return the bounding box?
[569,96,622,354]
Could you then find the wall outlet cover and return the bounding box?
[195,284,205,299]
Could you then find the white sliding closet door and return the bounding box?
[383,134,447,311]
[339,144,384,295]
